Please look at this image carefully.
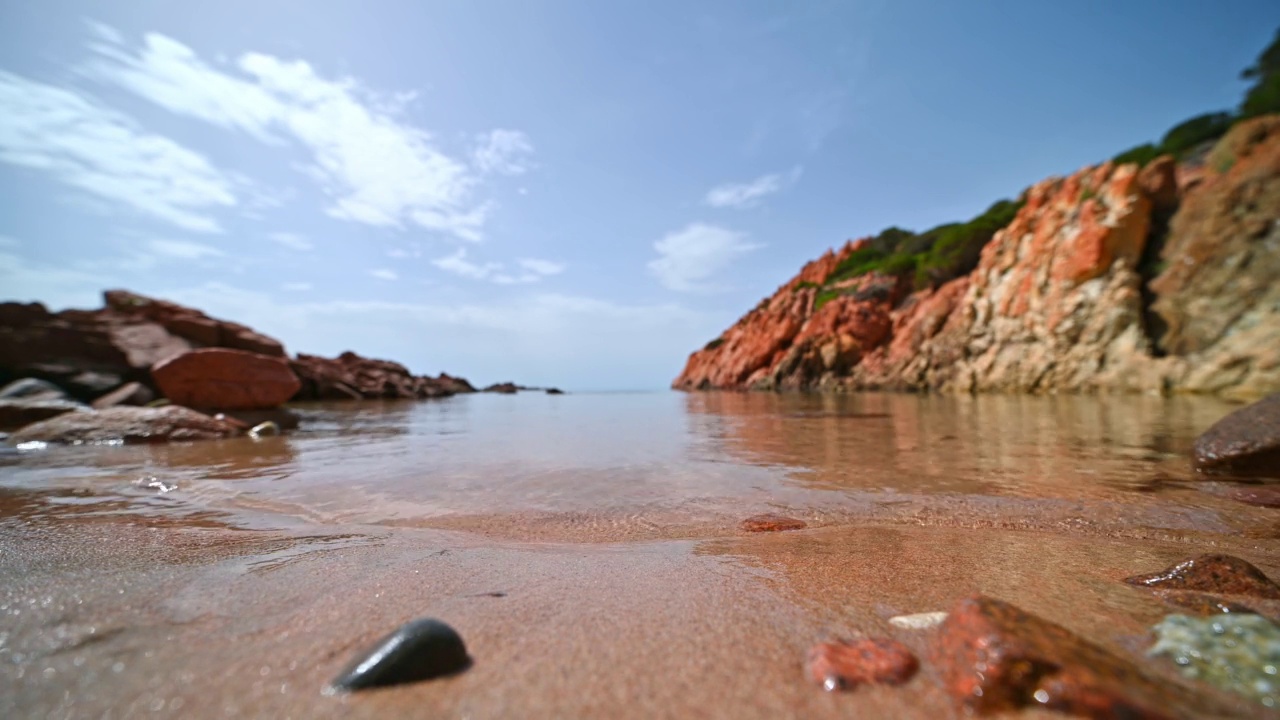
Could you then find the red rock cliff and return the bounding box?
[673,116,1280,400]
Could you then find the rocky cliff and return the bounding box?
[674,116,1280,400]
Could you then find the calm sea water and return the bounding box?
[0,391,1247,536]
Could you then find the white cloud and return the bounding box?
[518,258,565,276]
[431,247,501,280]
[269,232,314,251]
[432,249,563,285]
[648,223,761,292]
[282,282,312,291]
[704,167,802,209]
[0,235,19,249]
[147,238,223,260]
[473,129,535,176]
[85,27,517,241]
[0,70,237,232]
[369,268,398,281]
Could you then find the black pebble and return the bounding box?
[330,618,470,691]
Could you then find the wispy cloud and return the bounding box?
[369,268,398,281]
[0,70,236,233]
[84,25,523,241]
[648,223,761,292]
[473,129,535,176]
[704,167,802,209]
[147,238,223,260]
[432,248,564,285]
[269,232,314,251]
[282,281,312,291]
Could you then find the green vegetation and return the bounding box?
[703,337,725,351]
[793,280,819,290]
[1111,29,1280,168]
[794,28,1280,310]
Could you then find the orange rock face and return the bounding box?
[673,115,1280,399]
[152,348,301,410]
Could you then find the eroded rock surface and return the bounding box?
[8,406,240,445]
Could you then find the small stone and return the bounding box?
[807,637,917,691]
[932,595,1227,718]
[1149,613,1280,708]
[248,421,279,438]
[329,618,470,691]
[1193,393,1280,477]
[888,611,948,630]
[1124,554,1280,600]
[740,513,806,532]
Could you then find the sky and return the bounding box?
[0,1,1273,391]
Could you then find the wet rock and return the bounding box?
[330,618,470,691]
[0,398,88,430]
[933,595,1219,718]
[290,352,467,400]
[807,637,918,691]
[483,382,519,394]
[1124,554,1280,600]
[739,513,806,532]
[152,348,301,411]
[90,381,154,409]
[248,421,279,438]
[1193,394,1280,477]
[1158,592,1257,616]
[0,378,69,401]
[1226,485,1280,508]
[1149,613,1280,708]
[8,406,240,445]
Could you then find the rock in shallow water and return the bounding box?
[1193,393,1280,477]
[739,513,806,532]
[807,637,917,691]
[932,595,1225,718]
[8,406,240,445]
[1149,613,1280,708]
[330,618,470,692]
[1124,554,1280,600]
[151,348,301,411]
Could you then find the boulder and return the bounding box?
[152,349,301,411]
[9,406,240,444]
[1193,393,1280,476]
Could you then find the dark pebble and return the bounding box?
[1123,554,1280,600]
[330,618,470,691]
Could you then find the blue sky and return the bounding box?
[0,1,1272,390]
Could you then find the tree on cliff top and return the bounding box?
[1241,27,1280,118]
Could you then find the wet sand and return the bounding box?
[2,392,1279,718]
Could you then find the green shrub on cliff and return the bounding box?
[1241,28,1280,118]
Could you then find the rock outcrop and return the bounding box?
[290,352,471,400]
[9,406,241,445]
[674,116,1280,400]
[0,290,479,411]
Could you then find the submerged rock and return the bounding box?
[8,406,240,445]
[807,637,917,691]
[330,618,470,691]
[1124,554,1280,600]
[152,348,301,411]
[739,513,807,532]
[1193,394,1280,477]
[1226,485,1280,508]
[933,595,1221,718]
[1149,613,1280,708]
[1159,592,1257,617]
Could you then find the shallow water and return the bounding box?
[2,391,1278,718]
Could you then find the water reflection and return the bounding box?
[683,392,1238,500]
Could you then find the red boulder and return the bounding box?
[152,349,301,410]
